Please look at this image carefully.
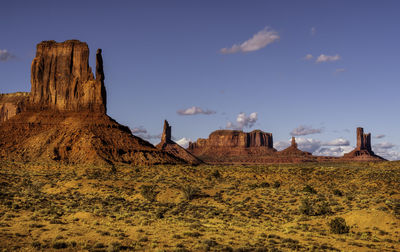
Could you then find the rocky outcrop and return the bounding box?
[187,129,276,163]
[29,40,106,113]
[0,40,184,166]
[0,92,29,122]
[188,129,273,150]
[156,120,203,165]
[277,137,313,157]
[343,127,385,161]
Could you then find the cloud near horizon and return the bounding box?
[275,137,353,157]
[177,106,216,116]
[374,134,386,139]
[176,137,191,148]
[316,54,341,63]
[323,138,350,146]
[373,142,400,160]
[131,126,161,141]
[226,112,258,130]
[290,125,322,136]
[304,54,313,60]
[0,49,15,61]
[220,27,279,54]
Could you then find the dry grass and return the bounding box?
[0,161,399,251]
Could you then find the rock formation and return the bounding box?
[343,127,385,161]
[0,92,29,122]
[187,129,276,163]
[156,120,203,165]
[0,40,184,166]
[277,137,313,159]
[29,40,106,113]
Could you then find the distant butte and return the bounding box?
[187,129,277,164]
[0,40,184,165]
[156,120,203,165]
[343,127,385,161]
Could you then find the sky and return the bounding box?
[1,1,400,160]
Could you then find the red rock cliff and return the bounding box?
[343,127,384,161]
[29,40,106,113]
[188,129,273,150]
[0,92,29,122]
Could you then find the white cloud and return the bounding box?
[311,27,316,35]
[226,112,258,130]
[314,146,354,157]
[274,140,290,151]
[131,126,160,140]
[323,138,350,146]
[304,54,313,60]
[373,142,400,160]
[374,142,395,150]
[316,54,341,63]
[335,68,346,73]
[276,136,353,156]
[296,138,322,153]
[131,126,147,134]
[177,106,216,116]
[290,125,322,136]
[220,27,279,54]
[0,49,14,61]
[374,134,385,139]
[176,137,191,148]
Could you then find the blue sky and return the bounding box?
[1,1,400,159]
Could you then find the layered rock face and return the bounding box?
[188,130,273,150]
[29,40,106,113]
[187,130,276,163]
[0,92,29,122]
[343,127,384,161]
[0,40,183,166]
[156,120,203,165]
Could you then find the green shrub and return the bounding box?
[299,198,332,216]
[273,181,281,188]
[180,185,200,201]
[303,185,317,194]
[140,185,158,202]
[52,241,68,249]
[329,217,350,234]
[333,189,343,196]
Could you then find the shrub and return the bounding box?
[329,217,350,234]
[140,185,158,202]
[180,185,200,201]
[299,198,332,216]
[273,181,281,188]
[211,170,221,179]
[303,185,317,194]
[333,189,343,196]
[52,241,68,249]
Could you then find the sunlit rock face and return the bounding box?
[29,40,106,113]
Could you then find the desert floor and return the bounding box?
[0,161,399,251]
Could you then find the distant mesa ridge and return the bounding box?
[188,129,274,150]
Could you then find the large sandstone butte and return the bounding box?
[156,120,203,165]
[187,129,277,163]
[343,127,385,161]
[0,40,183,165]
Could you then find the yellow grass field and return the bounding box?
[0,161,399,251]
